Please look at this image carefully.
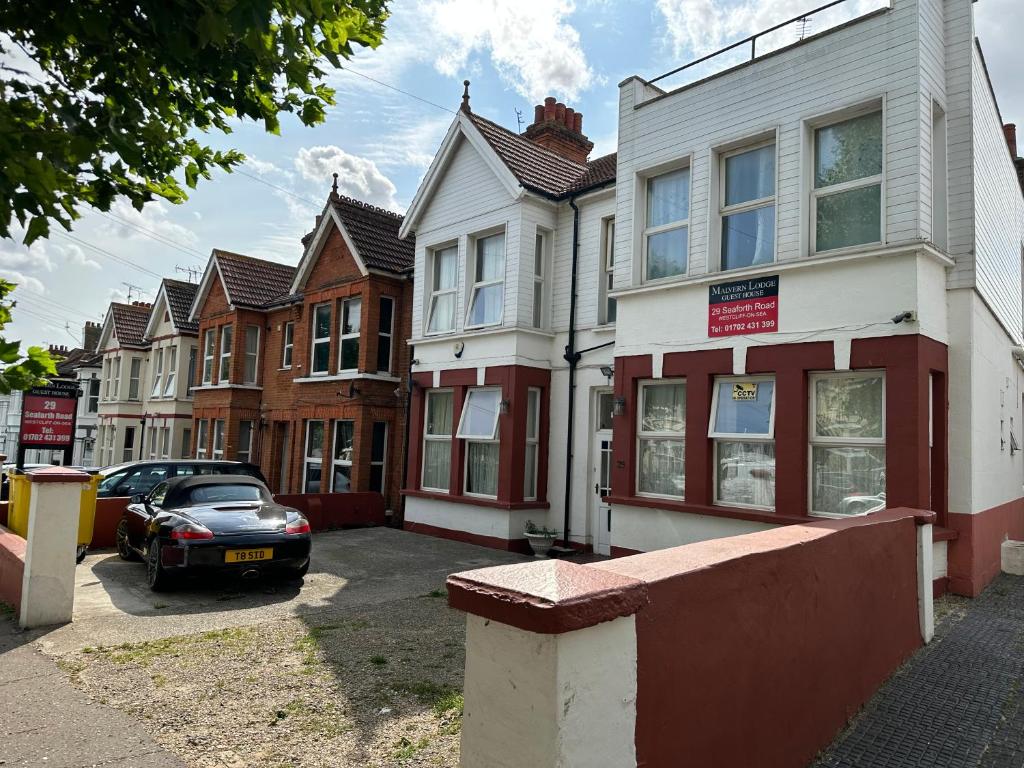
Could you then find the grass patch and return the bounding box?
[393,735,431,760]
[275,700,351,738]
[0,602,13,619]
[151,672,168,688]
[94,626,254,666]
[392,680,463,717]
[422,588,447,599]
[369,654,388,666]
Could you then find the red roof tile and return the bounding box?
[213,250,297,308]
[109,303,151,348]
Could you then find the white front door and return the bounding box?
[592,390,614,556]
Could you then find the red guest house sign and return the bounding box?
[19,380,79,449]
[708,275,779,338]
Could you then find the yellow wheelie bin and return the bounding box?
[5,469,100,563]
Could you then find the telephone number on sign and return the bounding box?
[717,320,777,333]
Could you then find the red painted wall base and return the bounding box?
[947,498,1024,596]
[0,525,25,614]
[403,520,533,555]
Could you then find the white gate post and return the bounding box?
[916,520,935,643]
[19,467,89,629]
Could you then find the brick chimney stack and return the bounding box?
[47,344,68,357]
[131,301,152,308]
[523,96,593,164]
[83,321,101,353]
[1005,123,1024,193]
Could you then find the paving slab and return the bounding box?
[814,573,1024,768]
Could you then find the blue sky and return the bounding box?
[2,0,1021,352]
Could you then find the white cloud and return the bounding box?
[0,245,53,274]
[99,200,200,249]
[656,0,887,76]
[362,113,454,172]
[5,270,46,295]
[424,0,594,101]
[243,154,294,179]
[294,146,401,211]
[62,243,101,270]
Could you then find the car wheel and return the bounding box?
[116,520,139,561]
[288,559,310,581]
[146,539,172,592]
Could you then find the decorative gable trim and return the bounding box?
[188,253,233,321]
[143,283,172,339]
[398,112,523,239]
[95,308,116,353]
[289,206,369,294]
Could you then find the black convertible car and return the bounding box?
[115,475,312,591]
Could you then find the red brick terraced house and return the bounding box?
[189,188,414,513]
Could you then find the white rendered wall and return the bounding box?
[405,497,544,542]
[612,504,775,554]
[460,613,637,768]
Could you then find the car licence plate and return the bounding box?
[225,548,273,563]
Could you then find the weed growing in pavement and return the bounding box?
[370,654,389,666]
[151,673,168,688]
[393,735,431,759]
[423,588,446,598]
[153,602,168,610]
[432,690,464,718]
[0,602,13,619]
[392,679,463,717]
[275,699,352,738]
[93,626,254,666]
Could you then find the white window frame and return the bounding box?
[243,325,259,384]
[338,296,361,372]
[102,358,110,400]
[465,231,506,330]
[304,420,324,493]
[330,419,355,492]
[809,105,885,255]
[524,387,541,500]
[147,426,157,460]
[369,421,388,494]
[195,419,208,459]
[642,164,691,283]
[426,244,458,335]
[718,139,777,271]
[310,303,331,376]
[422,389,453,492]
[218,325,233,384]
[160,426,170,460]
[212,419,225,459]
[150,347,164,398]
[709,375,777,510]
[377,296,394,373]
[636,379,687,500]
[126,357,138,401]
[237,420,253,463]
[456,387,502,440]
[808,370,887,518]
[202,329,215,384]
[532,230,548,329]
[599,217,616,325]
[163,345,177,397]
[87,378,100,413]
[282,321,294,369]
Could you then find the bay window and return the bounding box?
[113,357,122,399]
[532,231,547,329]
[422,390,453,491]
[212,419,225,459]
[151,347,164,397]
[311,303,331,375]
[195,419,208,459]
[331,420,354,492]
[202,330,214,384]
[282,322,294,368]
[339,297,361,371]
[644,167,690,281]
[637,381,686,498]
[218,325,233,384]
[457,387,501,497]
[126,357,139,401]
[813,110,883,252]
[377,297,393,373]
[370,422,388,494]
[304,420,324,493]
[237,420,253,463]
[710,377,776,509]
[163,345,177,397]
[524,388,541,500]
[466,233,505,328]
[810,372,886,516]
[720,143,776,270]
[244,326,259,384]
[427,245,457,334]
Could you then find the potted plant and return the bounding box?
[523,520,559,558]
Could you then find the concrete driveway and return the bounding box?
[38,527,525,654]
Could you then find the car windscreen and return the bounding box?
[186,484,264,504]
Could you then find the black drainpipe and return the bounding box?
[561,196,582,549]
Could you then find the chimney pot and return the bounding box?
[524,95,593,164]
[564,107,575,129]
[555,102,566,123]
[543,96,556,121]
[534,104,544,123]
[574,112,583,132]
[1005,123,1018,159]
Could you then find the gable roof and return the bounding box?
[400,110,617,237]
[163,279,199,334]
[331,196,415,274]
[54,348,101,377]
[215,250,297,308]
[109,303,151,348]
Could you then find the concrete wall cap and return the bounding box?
[24,466,91,484]
[447,559,648,635]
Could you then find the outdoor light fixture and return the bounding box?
[499,399,511,415]
[613,396,627,417]
[600,365,614,379]
[891,310,916,324]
